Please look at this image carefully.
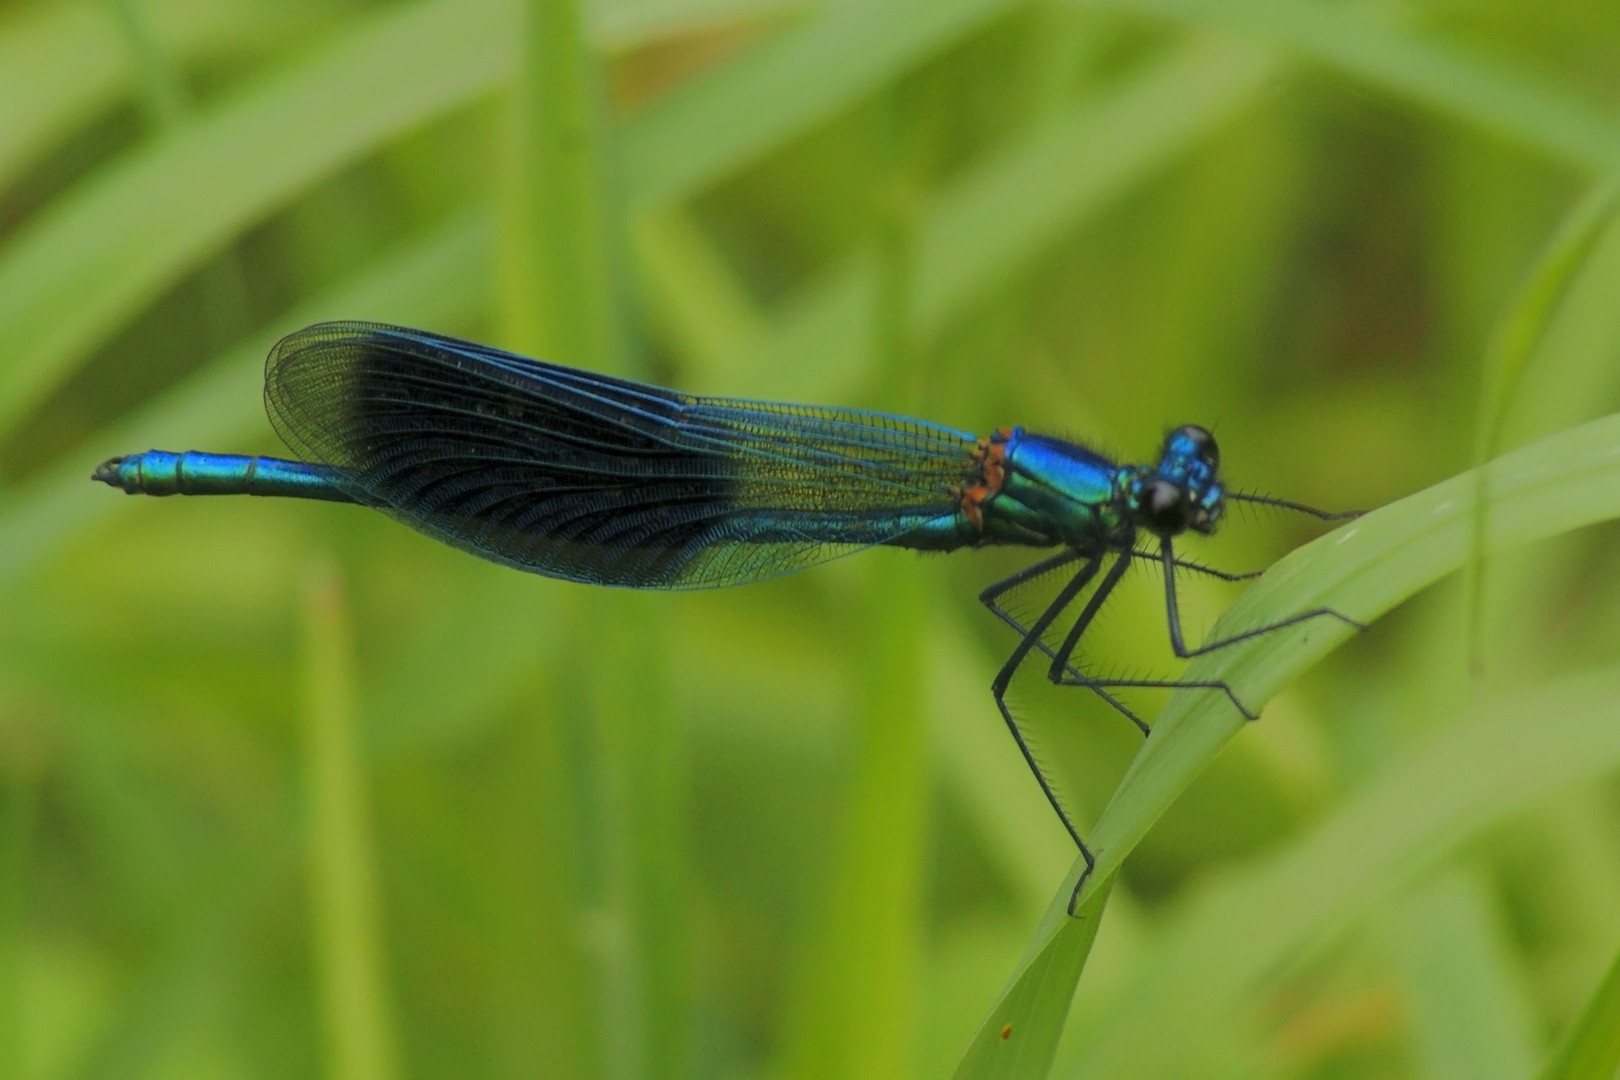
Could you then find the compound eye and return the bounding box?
[1143,479,1188,534]
[1177,425,1219,470]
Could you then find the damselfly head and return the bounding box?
[1124,424,1225,538]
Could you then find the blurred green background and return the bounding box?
[3,0,1620,1077]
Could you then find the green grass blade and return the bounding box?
[739,37,1273,405]
[0,0,514,440]
[301,564,402,1080]
[619,0,1016,211]
[503,0,623,369]
[779,116,932,1079]
[952,879,1113,1080]
[1385,870,1539,1080]
[586,590,690,1080]
[506,3,685,1075]
[1472,179,1620,461]
[1062,0,1620,172]
[780,561,933,1080]
[912,34,1273,339]
[1072,663,1620,1076]
[2,0,1018,444]
[0,0,304,190]
[591,0,815,49]
[0,210,490,591]
[632,208,770,380]
[956,410,1620,1078]
[1535,942,1620,1080]
[0,749,36,1080]
[1465,176,1620,673]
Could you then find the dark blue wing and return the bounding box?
[264,322,978,588]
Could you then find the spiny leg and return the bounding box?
[1045,549,1262,721]
[979,551,1143,727]
[1131,547,1264,583]
[985,555,1104,879]
[1027,555,1131,917]
[1042,552,1150,734]
[979,550,1084,618]
[1037,536,1365,723]
[1158,537,1364,663]
[979,547,1294,913]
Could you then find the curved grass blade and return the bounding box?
[620,0,1016,212]
[0,0,1019,442]
[0,0,305,191]
[1071,663,1620,1077]
[1465,175,1620,673]
[0,0,516,440]
[1385,870,1539,1080]
[911,35,1273,340]
[1534,942,1620,1080]
[0,211,489,591]
[952,878,1113,1080]
[1061,0,1620,173]
[954,409,1620,1079]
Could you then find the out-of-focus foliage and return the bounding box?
[2,1,1619,1078]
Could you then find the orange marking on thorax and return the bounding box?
[952,429,1011,531]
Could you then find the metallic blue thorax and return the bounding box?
[887,424,1225,554]
[980,429,1124,549]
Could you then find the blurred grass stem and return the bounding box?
[302,564,402,1080]
[503,1,687,1075]
[1464,175,1620,677]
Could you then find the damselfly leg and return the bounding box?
[982,527,1364,913]
[982,554,1105,873]
[1156,537,1366,687]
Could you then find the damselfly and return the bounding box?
[94,322,1359,910]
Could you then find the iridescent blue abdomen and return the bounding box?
[95,451,354,502]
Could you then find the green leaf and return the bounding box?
[619,0,1017,211]
[505,2,684,1075]
[1062,0,1620,172]
[301,564,402,1080]
[0,211,490,591]
[1072,662,1620,1076]
[952,878,1114,1080]
[591,0,816,49]
[725,36,1275,403]
[0,0,1015,442]
[1465,176,1620,671]
[0,0,306,191]
[1535,942,1620,1080]
[1385,870,1539,1080]
[0,0,515,438]
[910,34,1275,340]
[957,409,1620,1077]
